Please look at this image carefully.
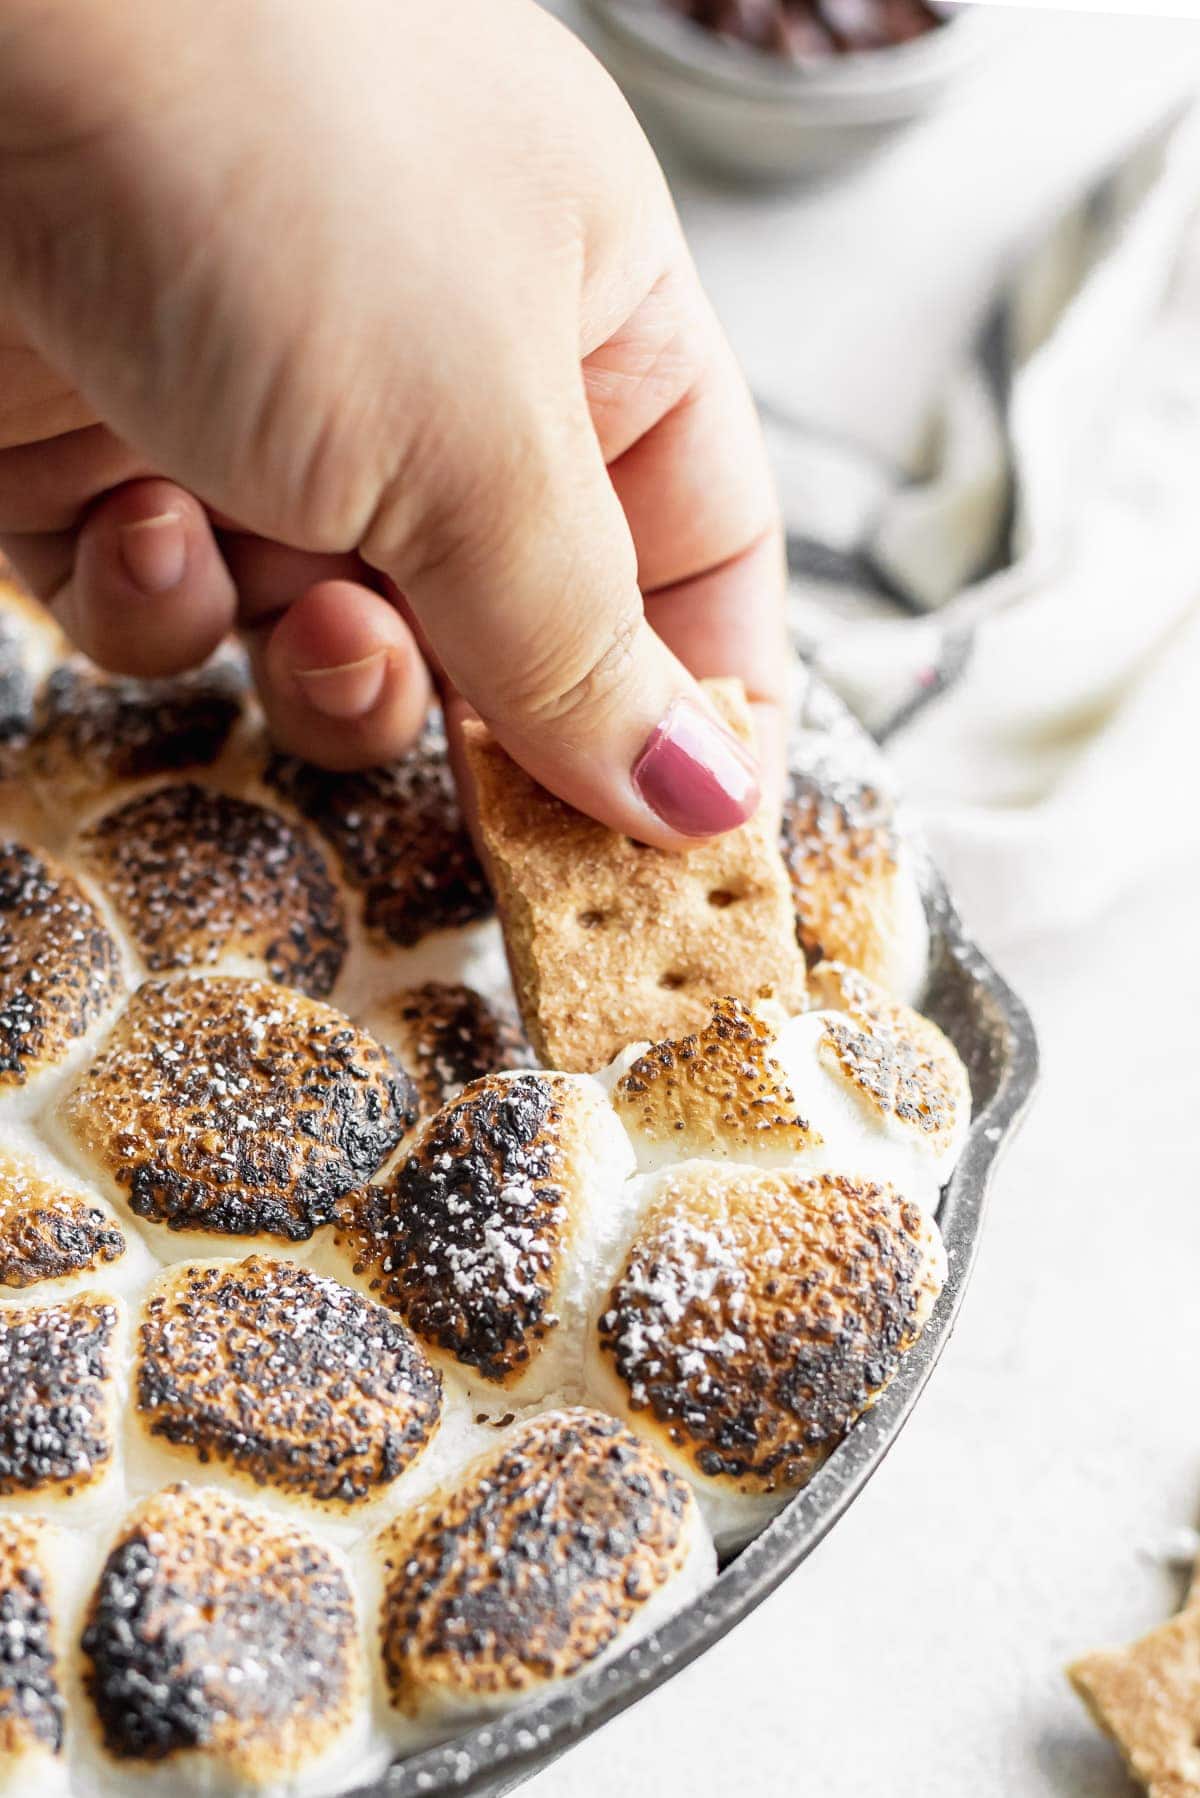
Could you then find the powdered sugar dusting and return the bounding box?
[60,975,416,1242]
[80,783,347,997]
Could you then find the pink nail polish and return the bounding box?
[118,512,187,595]
[632,697,760,838]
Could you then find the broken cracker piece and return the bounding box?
[1069,1608,1200,1798]
[464,681,807,1072]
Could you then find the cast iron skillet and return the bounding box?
[345,841,1038,1798]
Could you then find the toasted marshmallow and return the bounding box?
[0,839,125,1117]
[608,995,822,1173]
[77,783,348,998]
[586,1162,946,1552]
[359,981,532,1120]
[774,960,971,1210]
[780,757,928,1003]
[0,1517,81,1797]
[369,1407,713,1737]
[76,1486,383,1797]
[332,1071,634,1403]
[0,1294,127,1525]
[128,1256,442,1523]
[26,653,245,826]
[0,1134,154,1303]
[266,713,492,954]
[53,975,417,1258]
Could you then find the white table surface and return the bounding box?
[525,7,1200,1796]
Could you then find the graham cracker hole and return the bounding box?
[707,888,741,909]
[577,909,607,929]
[658,970,688,991]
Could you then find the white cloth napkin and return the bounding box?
[676,56,1200,956]
[845,107,1200,950]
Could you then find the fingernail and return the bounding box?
[293,649,389,719]
[632,697,760,837]
[118,512,187,595]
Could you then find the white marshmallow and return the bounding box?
[363,1408,715,1748]
[585,1160,946,1554]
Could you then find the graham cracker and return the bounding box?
[463,680,807,1073]
[1069,1607,1200,1798]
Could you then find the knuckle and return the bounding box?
[500,600,644,728]
[368,404,561,588]
[210,326,413,556]
[239,378,389,555]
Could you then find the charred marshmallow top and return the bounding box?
[58,975,416,1244]
[79,783,348,997]
[374,1409,707,1718]
[81,1486,363,1784]
[133,1256,441,1509]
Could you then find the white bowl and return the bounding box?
[582,0,990,182]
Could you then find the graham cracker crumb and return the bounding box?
[1069,1606,1200,1797]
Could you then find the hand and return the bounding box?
[0,0,786,846]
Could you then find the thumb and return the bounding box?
[365,390,760,851]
